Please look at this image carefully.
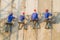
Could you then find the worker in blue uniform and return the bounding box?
[8,13,15,22]
[31,9,39,29]
[18,12,26,30]
[5,13,15,33]
[44,9,52,29]
[19,12,25,22]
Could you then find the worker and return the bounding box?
[44,9,52,29]
[18,12,27,30]
[31,9,39,29]
[5,13,15,33]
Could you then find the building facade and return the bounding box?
[0,0,60,40]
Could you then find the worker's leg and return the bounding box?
[19,23,22,30]
[45,19,49,29]
[33,20,37,29]
[5,23,10,33]
[36,20,40,29]
[24,24,27,30]
[10,24,13,33]
[45,19,52,29]
[47,21,52,29]
[18,21,24,30]
[30,20,37,29]
[5,24,9,32]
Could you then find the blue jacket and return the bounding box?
[44,12,52,19]
[31,13,38,20]
[8,14,14,22]
[19,15,25,21]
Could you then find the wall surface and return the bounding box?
[0,0,60,40]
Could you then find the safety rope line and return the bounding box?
[51,0,53,40]
[0,0,1,17]
[35,29,38,40]
[22,0,26,40]
[2,0,15,40]
[11,0,14,12]
[8,0,15,40]
[2,0,10,4]
[1,0,14,12]
[51,26,52,40]
[16,0,21,40]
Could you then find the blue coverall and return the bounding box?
[44,12,52,20]
[6,13,15,33]
[31,12,38,20]
[19,15,25,22]
[44,12,52,28]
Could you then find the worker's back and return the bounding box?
[7,13,15,22]
[31,12,38,20]
[19,15,25,21]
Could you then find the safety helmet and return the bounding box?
[21,12,25,15]
[22,12,25,14]
[46,9,49,12]
[10,12,13,15]
[34,9,36,12]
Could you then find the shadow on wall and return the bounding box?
[40,13,46,22]
[55,13,60,24]
[40,12,60,24]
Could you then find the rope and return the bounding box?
[1,0,14,12]
[0,0,1,17]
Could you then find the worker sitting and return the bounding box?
[31,9,40,29]
[44,9,52,29]
[18,12,27,30]
[5,13,15,33]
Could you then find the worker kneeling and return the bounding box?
[18,12,27,30]
[44,9,52,29]
[31,9,40,29]
[5,13,15,33]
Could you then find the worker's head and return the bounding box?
[45,9,49,12]
[34,9,36,12]
[10,12,13,16]
[21,12,25,15]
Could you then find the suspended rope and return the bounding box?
[16,0,21,40]
[0,0,2,22]
[2,0,15,40]
[2,0,10,3]
[23,0,26,12]
[10,0,14,12]
[51,0,53,40]
[0,0,1,17]
[1,0,15,12]
[9,0,15,40]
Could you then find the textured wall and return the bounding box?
[0,0,60,40]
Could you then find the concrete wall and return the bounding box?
[0,0,60,40]
[38,0,52,13]
[53,0,60,12]
[25,0,38,15]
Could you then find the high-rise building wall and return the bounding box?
[0,0,60,15]
[0,0,60,40]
